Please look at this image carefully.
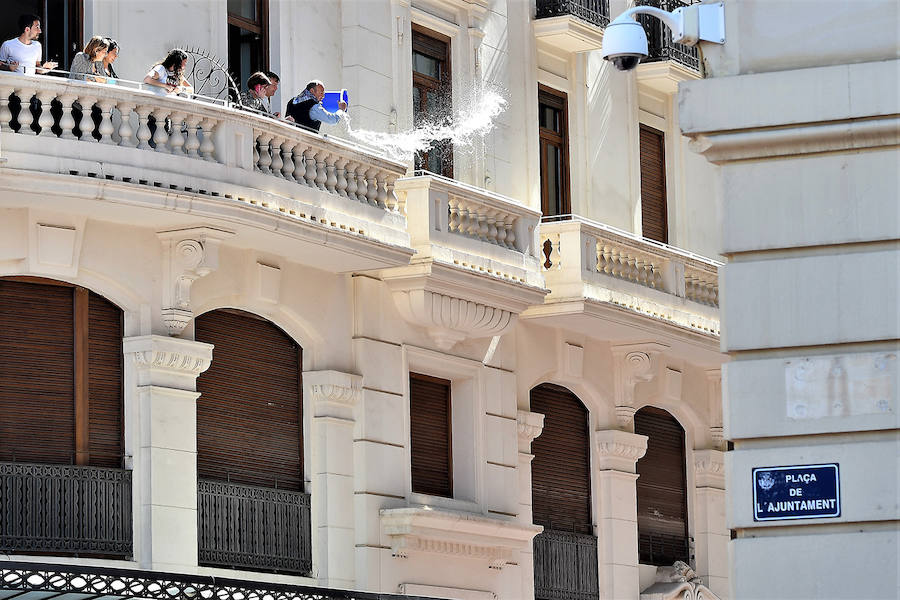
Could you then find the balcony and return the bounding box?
[635,0,702,94]
[0,74,412,274]
[533,0,609,54]
[533,530,599,600]
[523,216,721,360]
[0,462,132,558]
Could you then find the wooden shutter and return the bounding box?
[538,85,571,217]
[87,291,124,468]
[195,309,303,491]
[635,406,689,565]
[409,373,452,497]
[530,384,592,533]
[640,125,668,243]
[0,279,75,464]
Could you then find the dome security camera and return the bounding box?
[600,19,649,72]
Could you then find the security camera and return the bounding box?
[601,3,726,72]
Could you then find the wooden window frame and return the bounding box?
[408,372,453,498]
[538,84,571,217]
[227,0,270,78]
[639,124,669,244]
[412,23,453,178]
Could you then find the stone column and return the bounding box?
[693,449,728,597]
[123,334,213,571]
[594,429,648,600]
[304,370,362,589]
[517,410,545,600]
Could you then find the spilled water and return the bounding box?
[344,89,508,163]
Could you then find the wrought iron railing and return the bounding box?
[636,0,701,71]
[198,478,312,575]
[533,530,599,600]
[0,561,442,600]
[0,462,132,557]
[638,531,691,566]
[535,0,610,28]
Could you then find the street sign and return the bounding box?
[753,463,840,521]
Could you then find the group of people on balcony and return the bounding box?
[2,13,346,134]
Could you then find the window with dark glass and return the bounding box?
[634,406,689,566]
[639,124,668,243]
[412,24,453,178]
[1,0,82,70]
[409,373,452,497]
[227,0,268,91]
[538,85,571,217]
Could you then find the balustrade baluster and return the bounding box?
[314,150,329,191]
[183,114,202,157]
[167,111,187,154]
[116,102,136,147]
[376,173,388,208]
[199,117,217,161]
[256,132,274,173]
[344,161,358,200]
[281,140,297,181]
[269,135,284,177]
[290,141,307,182]
[485,210,499,245]
[0,84,15,132]
[35,90,55,137]
[385,175,400,212]
[16,86,37,135]
[364,167,379,206]
[448,197,461,233]
[76,93,100,141]
[302,147,318,187]
[355,165,369,203]
[134,105,153,149]
[324,154,337,192]
[150,107,171,153]
[96,99,116,144]
[334,157,349,197]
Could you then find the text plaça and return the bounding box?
[784,473,816,483]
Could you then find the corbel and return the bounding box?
[611,342,669,431]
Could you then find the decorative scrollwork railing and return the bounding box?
[535,0,610,28]
[533,529,599,600]
[0,462,132,557]
[198,479,312,575]
[183,46,240,102]
[636,0,701,71]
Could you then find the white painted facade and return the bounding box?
[0,1,729,599]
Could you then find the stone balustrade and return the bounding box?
[395,172,543,287]
[0,73,408,248]
[540,216,721,333]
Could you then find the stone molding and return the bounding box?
[611,343,670,430]
[123,334,213,390]
[380,507,542,570]
[693,449,726,490]
[640,561,722,600]
[594,429,648,473]
[304,370,362,420]
[516,410,544,453]
[705,369,725,450]
[157,226,234,336]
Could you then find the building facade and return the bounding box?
[0,1,727,600]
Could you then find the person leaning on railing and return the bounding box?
[143,48,193,96]
[0,13,57,75]
[69,36,109,83]
[98,39,119,81]
[238,71,271,113]
[285,80,346,132]
[263,70,281,117]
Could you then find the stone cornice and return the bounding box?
[693,449,726,489]
[123,334,213,389]
[516,410,544,453]
[304,370,362,420]
[380,507,542,570]
[594,429,648,473]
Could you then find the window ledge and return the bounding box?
[380,507,542,570]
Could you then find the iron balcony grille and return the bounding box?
[535,0,610,29]
[636,0,701,71]
[0,461,132,558]
[198,478,312,575]
[638,531,691,566]
[533,529,599,600]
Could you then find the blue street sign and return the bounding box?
[753,463,840,521]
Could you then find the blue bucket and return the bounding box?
[321,89,349,113]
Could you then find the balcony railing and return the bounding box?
[636,0,701,71]
[0,74,409,249]
[540,216,720,333]
[198,478,312,575]
[533,530,599,600]
[535,0,610,28]
[0,461,132,557]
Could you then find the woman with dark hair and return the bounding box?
[143,48,193,96]
[99,38,119,80]
[69,35,108,82]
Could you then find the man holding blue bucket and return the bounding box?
[286,80,348,132]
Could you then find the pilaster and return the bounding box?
[693,449,728,596]
[517,410,544,600]
[594,429,648,600]
[304,370,362,589]
[123,334,213,572]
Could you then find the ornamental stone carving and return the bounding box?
[304,370,362,421]
[612,343,670,431]
[396,289,513,350]
[123,334,213,390]
[693,449,726,489]
[640,561,722,600]
[516,410,544,453]
[157,226,233,336]
[594,429,648,473]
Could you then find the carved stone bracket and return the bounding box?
[123,334,213,390]
[640,560,722,600]
[706,369,725,450]
[380,507,542,570]
[157,226,234,336]
[693,449,725,490]
[594,429,648,473]
[304,370,362,421]
[611,342,670,430]
[516,410,545,454]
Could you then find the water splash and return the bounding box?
[346,89,508,162]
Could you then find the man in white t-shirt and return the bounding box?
[0,14,57,75]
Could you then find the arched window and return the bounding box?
[634,406,689,566]
[530,383,598,599]
[194,308,309,574]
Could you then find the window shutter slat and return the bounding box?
[409,373,452,497]
[88,291,124,467]
[640,125,668,243]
